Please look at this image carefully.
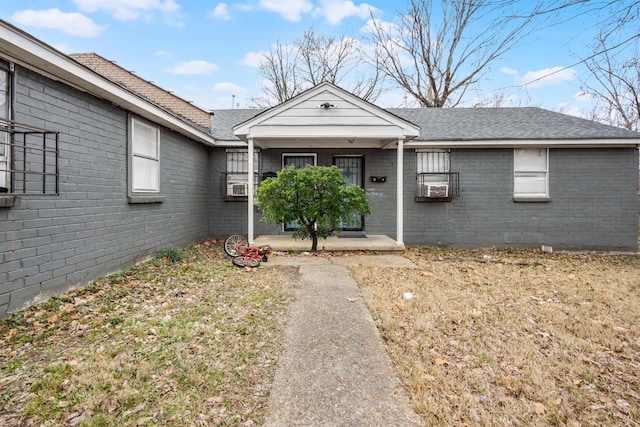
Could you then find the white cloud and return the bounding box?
[573,90,592,102]
[11,9,104,37]
[315,0,378,25]
[154,50,172,58]
[73,0,180,21]
[500,67,518,76]
[213,82,247,94]
[360,18,396,35]
[259,0,312,22]
[211,3,231,20]
[238,51,266,68]
[520,66,577,88]
[168,60,219,75]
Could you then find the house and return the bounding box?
[1,20,639,318]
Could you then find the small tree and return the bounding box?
[255,166,371,251]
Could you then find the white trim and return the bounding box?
[282,153,318,168]
[0,21,217,147]
[397,138,404,245]
[405,139,639,148]
[514,148,549,198]
[248,137,254,245]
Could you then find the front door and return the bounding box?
[333,156,364,231]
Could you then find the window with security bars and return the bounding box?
[224,149,259,198]
[416,149,452,200]
[0,62,9,191]
[0,61,59,197]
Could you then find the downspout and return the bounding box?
[247,137,254,245]
[396,138,404,245]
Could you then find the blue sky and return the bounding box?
[0,0,618,115]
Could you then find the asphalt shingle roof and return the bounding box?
[210,106,640,142]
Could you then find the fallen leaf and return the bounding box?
[47,314,61,324]
[434,357,449,365]
[534,402,545,414]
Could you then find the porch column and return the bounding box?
[396,138,404,245]
[247,137,255,245]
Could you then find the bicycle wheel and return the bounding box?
[224,234,248,257]
[232,256,260,268]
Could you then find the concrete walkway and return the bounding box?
[263,255,422,427]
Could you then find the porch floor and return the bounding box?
[253,234,404,252]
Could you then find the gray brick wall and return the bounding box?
[0,67,213,318]
[403,148,639,251]
[211,146,638,252]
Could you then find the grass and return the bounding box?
[2,242,639,426]
[353,248,640,426]
[0,239,295,427]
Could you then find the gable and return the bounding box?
[233,83,420,147]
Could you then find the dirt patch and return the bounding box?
[0,240,296,427]
[353,248,640,426]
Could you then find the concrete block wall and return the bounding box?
[0,67,213,318]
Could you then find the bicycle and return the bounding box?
[224,234,271,268]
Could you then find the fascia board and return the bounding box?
[404,139,640,149]
[0,22,217,147]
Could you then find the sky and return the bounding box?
[0,0,626,116]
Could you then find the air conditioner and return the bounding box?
[425,183,449,198]
[231,183,248,196]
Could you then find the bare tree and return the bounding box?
[254,43,301,106]
[582,36,639,131]
[253,28,384,107]
[367,0,564,108]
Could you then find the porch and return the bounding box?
[253,234,405,252]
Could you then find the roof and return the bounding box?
[0,20,216,146]
[388,107,640,141]
[211,109,265,140]
[210,106,640,144]
[70,53,211,130]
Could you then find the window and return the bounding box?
[0,62,58,202]
[224,149,259,199]
[416,149,457,200]
[514,148,549,199]
[0,62,9,191]
[130,117,160,194]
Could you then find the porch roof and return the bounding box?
[229,83,421,149]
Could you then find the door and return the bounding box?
[283,154,316,231]
[333,156,364,231]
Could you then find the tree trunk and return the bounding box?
[311,235,318,252]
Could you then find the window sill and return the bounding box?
[0,195,16,208]
[128,195,164,204]
[415,196,453,202]
[225,197,248,202]
[513,196,550,203]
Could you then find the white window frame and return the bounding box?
[129,116,160,195]
[225,148,259,198]
[0,62,10,191]
[514,148,549,199]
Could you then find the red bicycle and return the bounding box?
[224,234,271,268]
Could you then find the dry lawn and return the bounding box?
[0,240,296,427]
[353,249,640,427]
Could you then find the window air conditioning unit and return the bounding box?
[231,183,248,196]
[425,183,449,198]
